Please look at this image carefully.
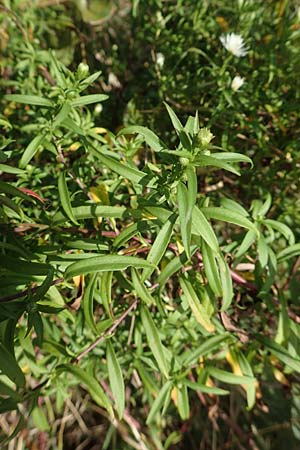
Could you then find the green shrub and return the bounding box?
[1,1,300,449]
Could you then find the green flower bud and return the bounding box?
[77,62,89,79]
[179,157,190,166]
[197,127,214,146]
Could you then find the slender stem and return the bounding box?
[74,299,138,363]
[0,278,64,303]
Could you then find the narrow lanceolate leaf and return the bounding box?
[131,268,154,306]
[118,126,165,152]
[255,334,300,373]
[201,241,222,297]
[177,182,192,259]
[216,254,233,311]
[64,255,153,279]
[277,243,300,263]
[177,167,197,259]
[164,102,183,133]
[52,204,126,225]
[164,102,191,149]
[208,367,255,385]
[70,94,108,107]
[193,155,241,175]
[100,271,113,318]
[235,230,257,258]
[184,380,229,396]
[157,245,198,290]
[183,333,231,366]
[83,274,98,335]
[0,343,26,387]
[234,350,256,409]
[140,305,169,378]
[192,206,219,253]
[61,117,85,135]
[176,383,190,420]
[58,171,79,225]
[141,216,175,282]
[4,94,53,107]
[91,147,148,184]
[0,181,34,202]
[264,219,295,245]
[146,380,173,424]
[20,134,45,168]
[106,341,125,419]
[212,152,253,167]
[201,207,258,234]
[58,364,113,417]
[52,102,71,126]
[179,278,215,332]
[257,235,269,268]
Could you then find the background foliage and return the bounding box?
[1,1,300,449]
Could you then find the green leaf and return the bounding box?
[258,235,269,268]
[20,134,45,168]
[61,117,85,135]
[220,198,249,217]
[0,343,26,387]
[277,243,300,263]
[100,271,113,318]
[255,334,300,373]
[213,152,253,167]
[83,274,98,335]
[33,267,54,303]
[0,380,21,400]
[164,103,191,149]
[58,171,79,225]
[91,147,149,184]
[52,102,71,126]
[58,364,113,417]
[141,216,175,281]
[106,340,125,419]
[263,219,295,244]
[146,380,173,424]
[192,206,219,252]
[4,94,53,107]
[0,164,25,174]
[234,350,256,409]
[64,255,153,279]
[179,278,215,332]
[157,245,198,290]
[201,241,222,297]
[208,367,255,385]
[177,182,192,259]
[193,155,241,175]
[52,204,126,225]
[0,180,34,202]
[184,380,229,395]
[177,383,190,420]
[140,305,169,378]
[118,126,165,152]
[32,407,50,431]
[182,333,231,365]
[216,254,233,311]
[132,268,154,306]
[202,207,258,234]
[70,94,108,107]
[235,230,257,258]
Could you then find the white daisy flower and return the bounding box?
[231,75,245,91]
[220,33,248,57]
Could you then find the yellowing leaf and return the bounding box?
[90,184,109,204]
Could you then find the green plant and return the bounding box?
[1,2,300,449]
